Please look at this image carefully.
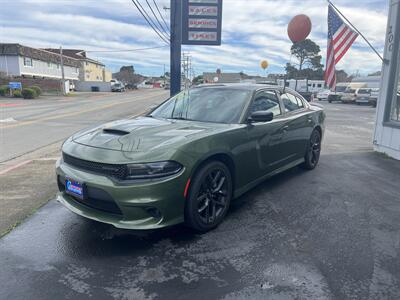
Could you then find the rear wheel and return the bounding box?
[185,161,232,232]
[301,129,321,170]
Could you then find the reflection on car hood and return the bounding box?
[72,116,226,152]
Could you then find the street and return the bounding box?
[0,89,168,162]
[1,96,399,300]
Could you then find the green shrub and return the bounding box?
[0,85,9,96]
[29,85,42,96]
[13,90,22,98]
[21,88,37,99]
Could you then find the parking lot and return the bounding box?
[1,96,400,300]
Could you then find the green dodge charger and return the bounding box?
[56,84,325,232]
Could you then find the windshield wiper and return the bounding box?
[170,116,188,120]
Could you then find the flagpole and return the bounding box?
[327,0,384,62]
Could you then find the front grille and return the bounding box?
[63,152,127,180]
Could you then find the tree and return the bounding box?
[336,70,352,82]
[368,71,381,76]
[192,75,204,85]
[286,39,324,81]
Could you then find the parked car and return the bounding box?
[317,89,331,101]
[341,88,359,103]
[111,83,125,92]
[369,88,380,107]
[56,84,325,232]
[355,88,372,105]
[328,84,348,103]
[125,83,138,90]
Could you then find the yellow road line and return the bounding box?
[1,91,166,129]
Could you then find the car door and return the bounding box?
[279,92,314,162]
[245,89,291,179]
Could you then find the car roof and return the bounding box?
[192,83,289,93]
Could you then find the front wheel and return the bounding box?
[301,129,321,170]
[185,161,232,232]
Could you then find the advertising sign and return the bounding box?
[8,82,22,89]
[182,0,222,45]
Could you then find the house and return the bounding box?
[44,49,112,82]
[203,72,242,83]
[0,43,80,80]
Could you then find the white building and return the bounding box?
[277,79,326,93]
[373,0,400,160]
[0,43,80,80]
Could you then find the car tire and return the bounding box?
[300,129,321,170]
[184,161,233,232]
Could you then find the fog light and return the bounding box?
[146,207,162,219]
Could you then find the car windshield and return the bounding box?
[150,88,252,124]
[346,89,356,93]
[358,89,371,94]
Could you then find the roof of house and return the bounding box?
[44,48,105,66]
[203,72,242,83]
[0,43,81,68]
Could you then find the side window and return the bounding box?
[296,96,305,108]
[281,93,303,112]
[249,90,281,117]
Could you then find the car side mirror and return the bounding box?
[248,111,274,123]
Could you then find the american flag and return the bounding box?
[325,5,358,89]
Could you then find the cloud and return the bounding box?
[0,0,388,76]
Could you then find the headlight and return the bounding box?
[125,161,183,180]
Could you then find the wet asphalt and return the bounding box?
[1,103,400,300]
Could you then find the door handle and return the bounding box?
[282,125,289,132]
[307,117,313,123]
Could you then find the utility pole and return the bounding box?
[59,46,66,95]
[170,0,182,96]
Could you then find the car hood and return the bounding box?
[72,116,228,152]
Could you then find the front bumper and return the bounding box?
[55,158,188,230]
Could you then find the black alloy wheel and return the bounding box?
[301,129,321,170]
[185,161,232,232]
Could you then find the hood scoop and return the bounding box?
[102,128,130,136]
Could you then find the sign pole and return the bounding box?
[170,0,182,97]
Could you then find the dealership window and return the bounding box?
[23,57,33,67]
[391,49,400,122]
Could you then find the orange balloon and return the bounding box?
[261,60,268,70]
[287,14,312,43]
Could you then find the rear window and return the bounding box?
[336,86,347,92]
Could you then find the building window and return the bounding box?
[47,62,51,68]
[75,67,79,73]
[317,84,322,88]
[56,64,60,69]
[23,57,33,67]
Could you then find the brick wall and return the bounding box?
[0,76,62,94]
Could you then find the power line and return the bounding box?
[153,0,170,33]
[84,45,168,53]
[136,0,169,40]
[146,0,170,37]
[131,0,169,45]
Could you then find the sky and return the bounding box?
[0,0,389,77]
